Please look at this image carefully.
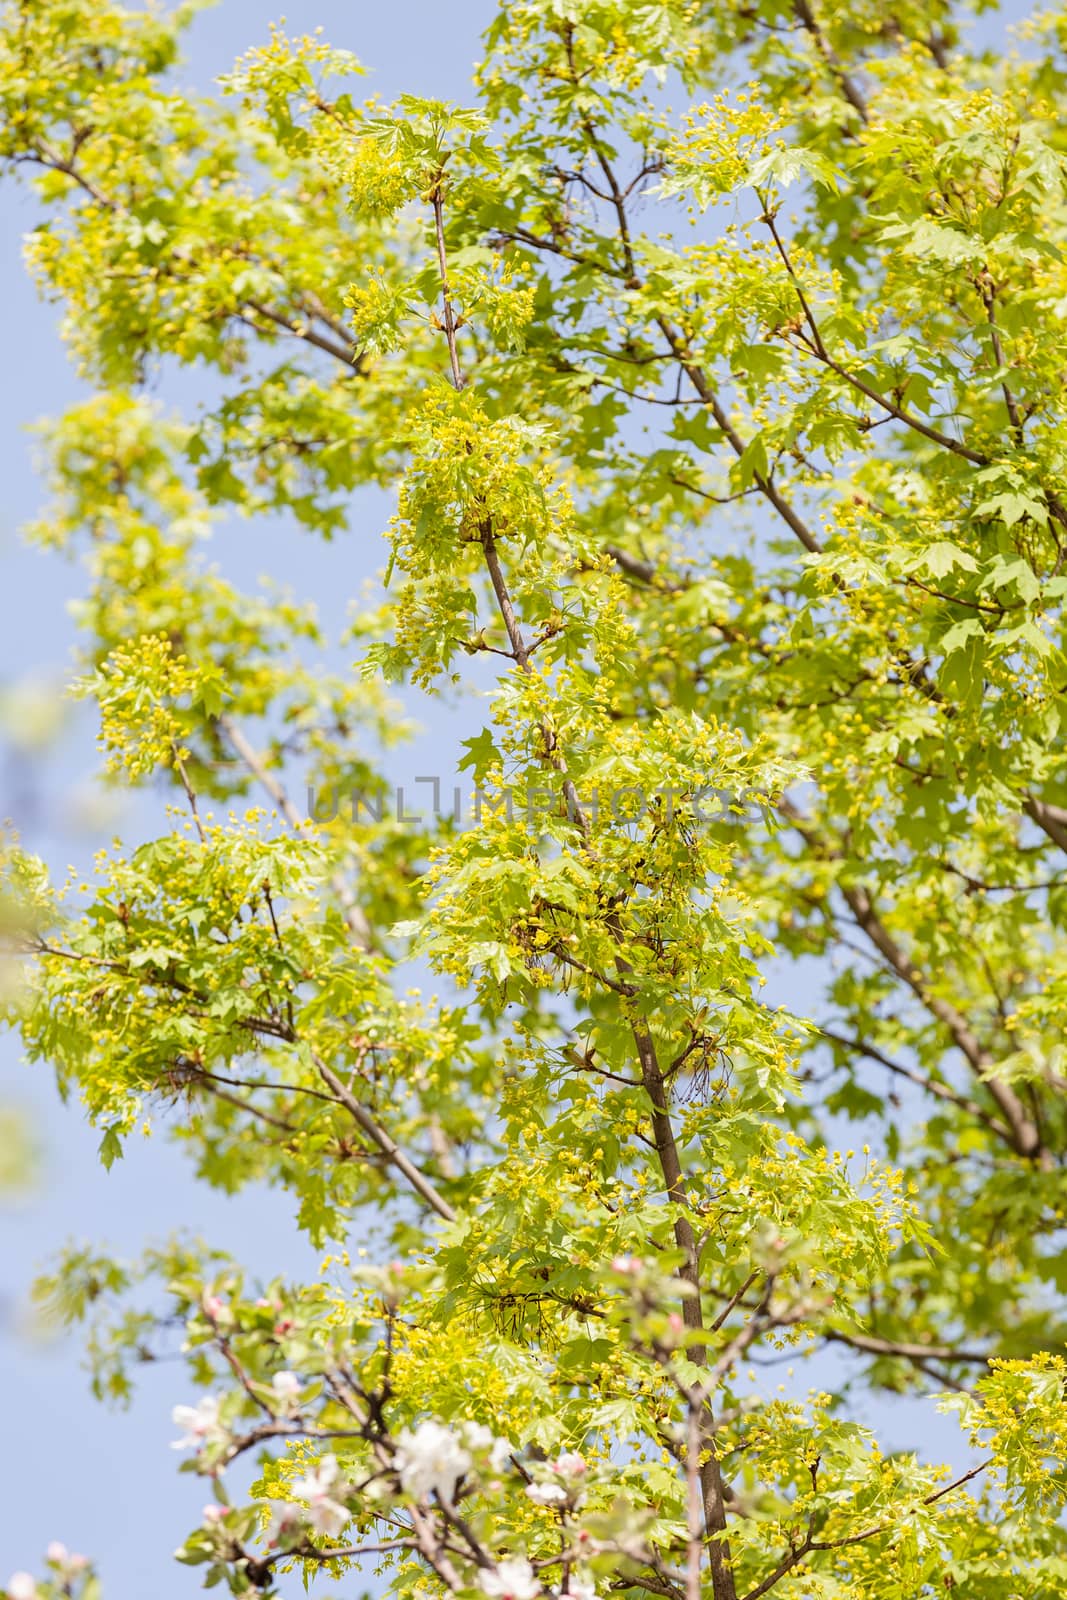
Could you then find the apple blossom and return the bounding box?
[171,1394,226,1450]
[610,1256,641,1276]
[479,1558,541,1600]
[528,1452,588,1507]
[393,1420,471,1504]
[526,1482,568,1506]
[462,1421,513,1474]
[202,1505,227,1525]
[564,1574,598,1600]
[43,1545,88,1579]
[270,1370,302,1412]
[291,1455,350,1537]
[5,1575,37,1600]
[266,1503,304,1546]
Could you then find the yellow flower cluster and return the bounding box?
[86,633,199,779]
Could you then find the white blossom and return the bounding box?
[202,1505,227,1525]
[610,1255,642,1276]
[267,1503,303,1545]
[526,1482,567,1506]
[394,1420,471,1503]
[43,1546,87,1577]
[305,1497,348,1537]
[271,1370,302,1411]
[479,1557,541,1600]
[291,1454,350,1537]
[292,1453,339,1496]
[463,1421,513,1474]
[171,1395,227,1450]
[566,1574,598,1600]
[527,1452,588,1509]
[6,1575,37,1600]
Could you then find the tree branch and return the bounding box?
[310,1052,456,1223]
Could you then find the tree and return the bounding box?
[1,0,1066,1596]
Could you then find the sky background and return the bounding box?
[0,1,1027,1594]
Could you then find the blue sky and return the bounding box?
[0,1,1024,1594]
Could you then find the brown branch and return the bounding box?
[433,143,741,1597]
[495,225,630,279]
[604,544,689,594]
[1024,794,1067,855]
[816,1026,1011,1140]
[172,745,207,845]
[20,142,117,209]
[738,1529,815,1600]
[217,713,371,949]
[431,175,465,392]
[821,1326,990,1367]
[791,0,869,123]
[685,1395,703,1600]
[708,1271,761,1334]
[197,1077,299,1136]
[791,328,989,465]
[654,317,824,555]
[837,878,1041,1158]
[759,215,989,469]
[311,1052,456,1223]
[781,798,1043,1160]
[243,298,364,371]
[739,1460,993,1600]
[980,279,1024,442]
[194,1066,344,1108]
